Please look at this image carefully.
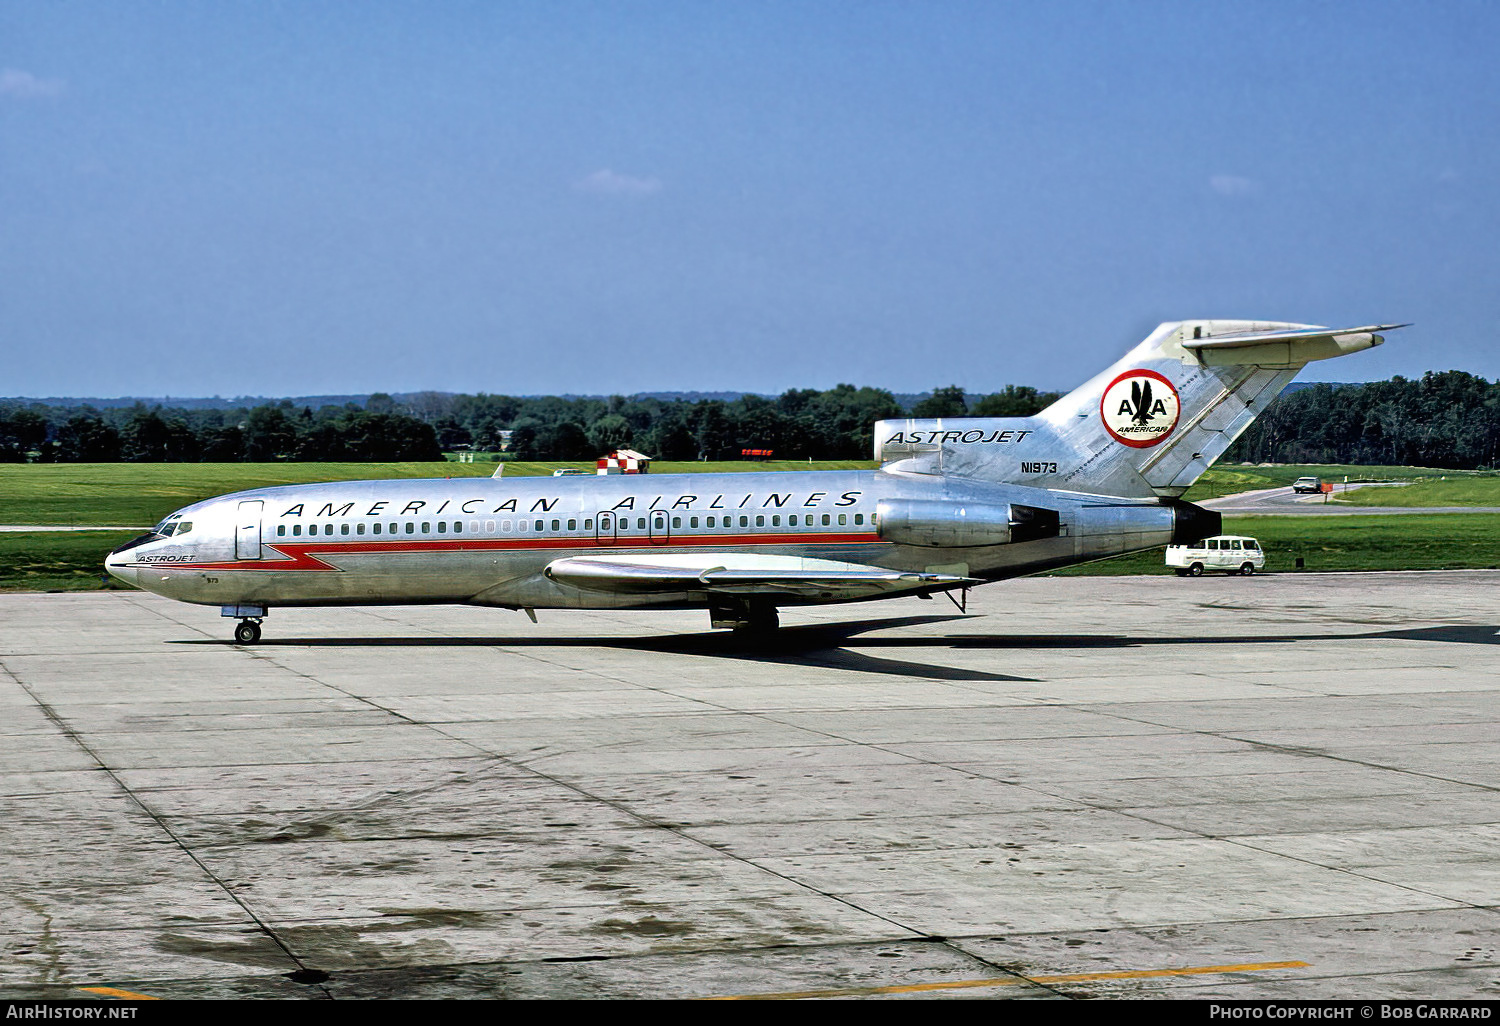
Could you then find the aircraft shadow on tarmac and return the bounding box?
[172,617,1500,684]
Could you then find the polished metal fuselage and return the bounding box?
[106,468,1178,611]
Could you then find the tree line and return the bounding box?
[4,371,1495,468]
[0,403,445,463]
[1226,371,1500,469]
[0,384,1060,463]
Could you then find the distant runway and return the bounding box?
[1205,486,1500,516]
[0,525,144,533]
[2,575,1499,999]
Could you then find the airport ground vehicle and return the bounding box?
[1165,535,1266,576]
[105,320,1399,640]
[1292,476,1323,493]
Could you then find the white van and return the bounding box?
[1165,535,1266,576]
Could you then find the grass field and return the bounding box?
[1338,476,1500,507]
[1180,463,1487,502]
[0,461,879,527]
[0,531,139,592]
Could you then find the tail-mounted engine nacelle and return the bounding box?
[876,498,1060,548]
[1165,498,1222,545]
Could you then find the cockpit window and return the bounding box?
[174,522,192,536]
[153,516,182,537]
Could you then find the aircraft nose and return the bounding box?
[104,540,141,586]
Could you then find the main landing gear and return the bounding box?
[234,619,263,644]
[710,601,780,634]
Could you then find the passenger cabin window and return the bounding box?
[293,525,302,536]
[341,524,349,535]
[454,521,463,533]
[406,523,415,534]
[357,523,365,535]
[277,525,286,537]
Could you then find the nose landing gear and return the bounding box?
[222,604,268,644]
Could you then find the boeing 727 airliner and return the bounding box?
[105,320,1401,642]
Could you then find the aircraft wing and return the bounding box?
[543,553,975,599]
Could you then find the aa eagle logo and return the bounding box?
[1100,369,1180,448]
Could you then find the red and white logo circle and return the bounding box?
[1100,369,1180,448]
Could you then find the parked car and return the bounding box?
[1165,535,1266,576]
[1292,476,1323,493]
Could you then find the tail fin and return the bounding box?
[876,320,1403,498]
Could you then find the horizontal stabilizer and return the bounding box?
[1181,323,1407,349]
[1182,323,1407,366]
[544,553,973,598]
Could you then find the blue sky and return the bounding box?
[3,1,1496,398]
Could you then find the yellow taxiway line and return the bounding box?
[76,987,160,1001]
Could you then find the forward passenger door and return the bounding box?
[236,500,263,560]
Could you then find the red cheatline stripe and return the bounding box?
[127,532,884,573]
